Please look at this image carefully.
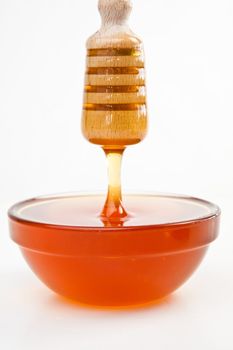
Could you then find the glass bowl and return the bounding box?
[8,193,220,307]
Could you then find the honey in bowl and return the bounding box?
[9,194,220,307]
[8,0,220,308]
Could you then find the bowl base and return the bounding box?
[21,245,208,308]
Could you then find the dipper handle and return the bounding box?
[98,0,132,27]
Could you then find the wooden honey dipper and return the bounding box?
[81,0,148,224]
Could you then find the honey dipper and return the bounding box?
[82,0,148,223]
[82,0,148,147]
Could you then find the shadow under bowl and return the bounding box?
[8,193,220,307]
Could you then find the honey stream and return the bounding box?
[100,148,128,226]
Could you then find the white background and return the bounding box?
[0,0,233,349]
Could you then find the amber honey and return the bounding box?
[9,194,220,306]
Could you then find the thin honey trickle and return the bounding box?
[100,148,128,226]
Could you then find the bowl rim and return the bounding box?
[8,192,221,231]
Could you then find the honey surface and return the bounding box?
[13,194,216,227]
